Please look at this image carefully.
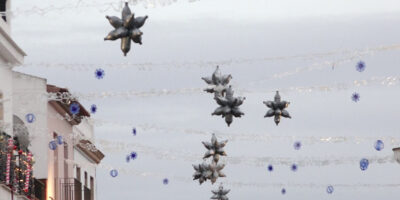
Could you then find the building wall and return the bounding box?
[0,64,14,135]
[73,148,97,200]
[12,72,48,179]
[47,104,75,200]
[73,118,94,142]
[0,185,31,200]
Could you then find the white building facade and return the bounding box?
[0,1,104,199]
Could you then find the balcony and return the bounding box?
[59,178,92,200]
[0,132,34,199]
[33,179,46,200]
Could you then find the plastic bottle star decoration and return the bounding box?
[193,163,212,184]
[202,134,228,163]
[202,66,232,96]
[263,91,291,125]
[208,162,226,184]
[212,86,245,126]
[211,184,230,200]
[104,2,148,56]
[193,162,226,184]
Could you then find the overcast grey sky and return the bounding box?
[10,0,400,199]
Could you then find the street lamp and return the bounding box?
[392,147,400,164]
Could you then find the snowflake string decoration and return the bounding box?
[132,128,137,136]
[56,136,63,145]
[163,178,169,185]
[294,141,301,150]
[360,158,369,171]
[130,151,137,160]
[281,188,286,195]
[110,169,118,177]
[90,104,97,114]
[25,113,35,123]
[69,103,80,115]
[351,92,360,102]
[49,141,57,150]
[356,61,366,72]
[267,165,273,172]
[95,68,105,79]
[291,164,298,171]
[374,140,384,151]
[326,185,334,194]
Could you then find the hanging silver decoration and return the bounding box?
[202,66,232,96]
[193,162,226,184]
[208,162,226,184]
[211,184,230,200]
[212,86,245,126]
[203,133,228,163]
[104,2,148,56]
[263,91,291,125]
[193,162,212,185]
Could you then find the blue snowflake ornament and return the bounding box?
[326,185,334,194]
[69,103,80,115]
[95,68,105,79]
[268,165,273,172]
[132,128,137,136]
[374,140,384,151]
[291,164,298,172]
[49,141,57,150]
[351,92,360,102]
[360,158,369,171]
[90,104,97,114]
[163,178,169,185]
[281,188,286,195]
[130,151,137,160]
[294,141,301,150]
[26,113,35,123]
[56,136,63,145]
[356,61,366,72]
[110,169,118,177]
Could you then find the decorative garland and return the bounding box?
[19,44,400,73]
[3,0,196,18]
[10,75,400,103]
[6,139,12,185]
[95,139,396,167]
[65,159,400,189]
[23,152,32,192]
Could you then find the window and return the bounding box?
[53,133,58,179]
[84,171,87,187]
[64,142,68,178]
[0,0,6,22]
[76,167,81,181]
[90,176,94,200]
